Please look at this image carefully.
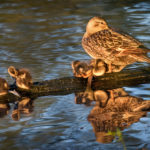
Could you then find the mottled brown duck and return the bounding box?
[8,66,32,90]
[82,16,150,72]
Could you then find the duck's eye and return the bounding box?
[101,22,104,24]
[94,23,99,27]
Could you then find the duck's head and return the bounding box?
[8,66,32,90]
[0,78,9,96]
[85,16,108,36]
[72,61,92,78]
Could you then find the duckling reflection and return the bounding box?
[8,66,32,90]
[75,87,150,143]
[12,97,33,121]
[0,97,33,121]
[75,75,94,106]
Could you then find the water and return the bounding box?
[0,0,150,149]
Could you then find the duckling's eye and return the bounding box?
[101,22,104,24]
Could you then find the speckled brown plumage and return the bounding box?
[82,17,150,70]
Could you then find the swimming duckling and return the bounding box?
[82,16,150,72]
[8,66,32,90]
[0,78,9,96]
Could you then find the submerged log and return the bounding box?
[17,65,150,95]
[93,65,150,90]
[0,65,150,103]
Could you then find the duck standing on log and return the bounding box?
[82,16,150,73]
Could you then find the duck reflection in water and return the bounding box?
[75,87,150,143]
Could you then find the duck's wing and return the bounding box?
[91,29,148,56]
[109,29,149,55]
[111,27,143,45]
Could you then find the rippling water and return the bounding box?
[0,0,150,149]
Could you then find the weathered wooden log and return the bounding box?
[17,65,150,95]
[11,77,87,98]
[93,65,150,90]
[0,65,150,103]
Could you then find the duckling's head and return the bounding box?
[85,16,108,36]
[0,78,9,96]
[72,61,92,78]
[8,66,32,90]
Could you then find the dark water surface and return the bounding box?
[0,0,150,149]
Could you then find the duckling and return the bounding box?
[72,60,93,78]
[82,16,150,72]
[0,78,9,96]
[8,66,32,90]
[72,59,108,89]
[92,59,106,76]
